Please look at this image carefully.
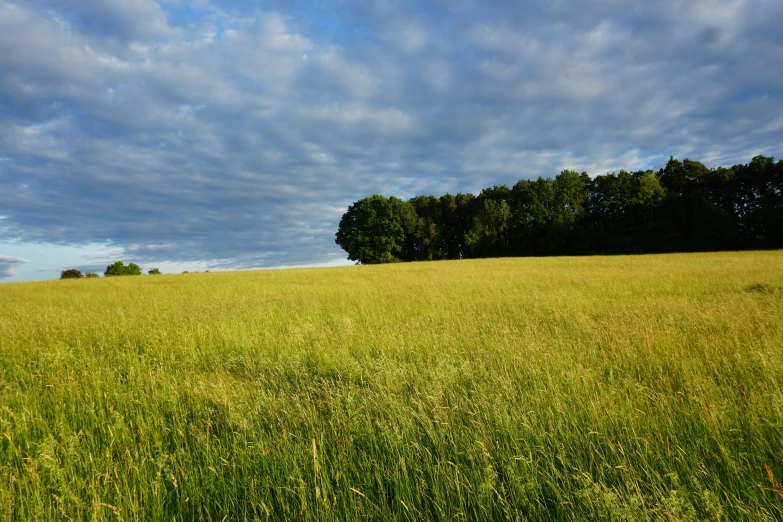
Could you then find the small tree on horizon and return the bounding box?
[85,272,100,278]
[148,268,161,275]
[105,261,142,277]
[60,269,83,279]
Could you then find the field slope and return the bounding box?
[1,251,783,520]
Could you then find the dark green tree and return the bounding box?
[466,198,511,257]
[406,195,443,261]
[509,179,548,255]
[105,261,142,277]
[335,195,413,264]
[588,171,637,253]
[735,156,783,249]
[335,155,782,263]
[436,193,475,259]
[60,269,83,279]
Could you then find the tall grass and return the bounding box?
[1,251,782,520]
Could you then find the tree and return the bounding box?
[389,196,417,261]
[104,261,142,277]
[335,195,412,264]
[60,269,83,279]
[436,193,475,259]
[466,198,511,257]
[586,171,635,253]
[531,171,590,255]
[85,272,100,278]
[148,268,162,275]
[509,180,549,255]
[735,155,783,249]
[336,155,783,263]
[660,157,688,194]
[406,195,442,261]
[636,171,666,208]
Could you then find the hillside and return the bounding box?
[1,252,782,520]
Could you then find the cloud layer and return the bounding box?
[0,255,26,279]
[1,0,782,271]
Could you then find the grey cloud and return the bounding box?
[32,0,170,42]
[0,255,27,279]
[0,0,782,272]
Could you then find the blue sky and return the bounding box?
[1,0,782,281]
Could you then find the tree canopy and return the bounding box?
[335,195,414,264]
[336,155,783,263]
[104,261,142,277]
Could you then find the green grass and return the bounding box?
[1,251,783,520]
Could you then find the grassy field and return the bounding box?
[1,251,782,521]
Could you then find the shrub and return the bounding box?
[746,283,779,295]
[60,269,83,279]
[105,261,142,277]
[85,272,100,278]
[148,268,162,275]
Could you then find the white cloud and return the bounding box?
[0,255,27,279]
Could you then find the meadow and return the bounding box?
[1,251,782,521]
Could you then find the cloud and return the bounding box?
[0,255,27,279]
[0,0,781,275]
[31,0,171,42]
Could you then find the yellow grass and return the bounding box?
[1,251,782,520]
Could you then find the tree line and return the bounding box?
[60,262,160,279]
[335,155,783,264]
[60,262,212,279]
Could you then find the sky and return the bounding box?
[1,0,782,282]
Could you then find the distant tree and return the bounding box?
[735,155,783,249]
[509,180,547,255]
[437,193,475,259]
[533,171,591,255]
[60,269,83,279]
[148,268,161,275]
[85,272,100,278]
[660,157,688,195]
[105,262,122,276]
[403,195,442,261]
[104,261,142,277]
[466,198,511,257]
[335,194,413,264]
[335,155,783,263]
[636,171,666,208]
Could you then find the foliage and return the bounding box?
[60,269,83,279]
[334,194,414,264]
[336,155,783,262]
[84,272,99,278]
[104,261,142,277]
[1,252,782,520]
[148,268,161,275]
